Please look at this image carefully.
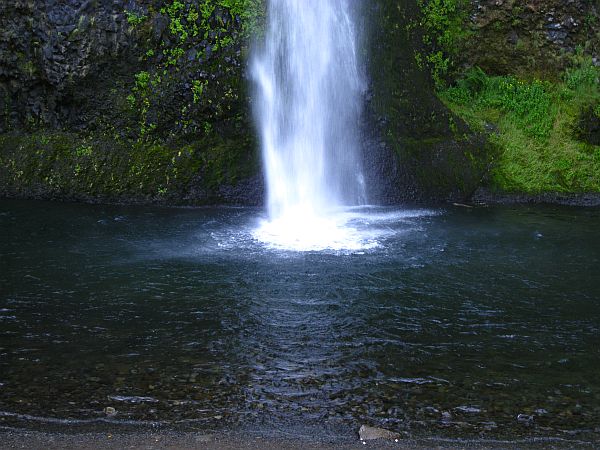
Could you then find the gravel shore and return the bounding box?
[0,429,595,449]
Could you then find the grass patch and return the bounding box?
[439,56,600,193]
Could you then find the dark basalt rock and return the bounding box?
[0,0,137,131]
[462,0,599,77]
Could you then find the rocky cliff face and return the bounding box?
[0,0,596,206]
[462,0,599,77]
[363,0,492,204]
[0,0,263,205]
[0,0,137,131]
[3,0,486,206]
[0,0,258,135]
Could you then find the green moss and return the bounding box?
[217,0,265,35]
[0,131,258,204]
[75,144,93,157]
[440,58,600,193]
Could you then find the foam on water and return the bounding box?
[252,207,438,252]
[253,207,380,252]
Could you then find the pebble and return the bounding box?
[358,425,403,441]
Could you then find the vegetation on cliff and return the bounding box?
[0,0,264,204]
[417,0,600,195]
[441,55,600,193]
[123,0,264,141]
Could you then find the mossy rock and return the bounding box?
[0,131,262,205]
[362,0,494,203]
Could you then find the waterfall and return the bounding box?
[252,0,369,251]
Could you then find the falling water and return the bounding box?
[252,0,371,251]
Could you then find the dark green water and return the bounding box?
[1,200,599,442]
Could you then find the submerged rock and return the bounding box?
[455,405,482,414]
[517,413,534,425]
[441,411,453,422]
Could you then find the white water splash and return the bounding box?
[252,207,438,252]
[252,0,370,251]
[253,206,380,252]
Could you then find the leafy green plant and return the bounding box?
[564,57,599,90]
[191,80,208,104]
[129,71,155,138]
[125,10,147,27]
[75,144,93,157]
[480,77,554,139]
[418,0,472,88]
[443,68,554,139]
